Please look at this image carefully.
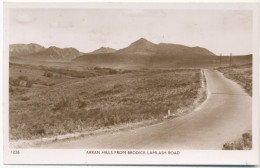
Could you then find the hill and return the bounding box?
[116,38,158,55]
[90,47,116,54]
[30,46,83,60]
[10,43,46,57]
[116,38,215,57]
[73,38,218,67]
[9,43,84,60]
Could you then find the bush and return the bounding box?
[9,86,14,93]
[77,97,86,108]
[108,69,117,75]
[94,66,101,70]
[222,132,252,150]
[21,97,30,101]
[10,78,20,86]
[18,75,28,81]
[29,124,46,136]
[53,96,74,111]
[26,80,33,88]
[48,83,55,86]
[113,83,123,90]
[44,71,53,78]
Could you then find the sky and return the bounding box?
[9,8,253,55]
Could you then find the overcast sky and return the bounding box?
[10,8,252,55]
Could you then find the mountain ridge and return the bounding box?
[90,47,117,54]
[10,44,84,60]
[72,38,221,67]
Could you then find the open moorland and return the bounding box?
[9,39,253,149]
[9,62,203,140]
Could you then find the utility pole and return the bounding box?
[220,53,222,66]
[229,53,232,66]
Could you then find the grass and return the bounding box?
[9,63,202,140]
[217,64,252,96]
[21,97,30,101]
[218,64,252,150]
[39,65,123,78]
[222,132,252,150]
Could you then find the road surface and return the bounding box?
[39,69,252,149]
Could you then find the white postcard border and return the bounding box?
[3,2,259,165]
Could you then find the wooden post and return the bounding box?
[229,53,232,66]
[220,53,222,66]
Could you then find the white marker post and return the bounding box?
[168,110,171,116]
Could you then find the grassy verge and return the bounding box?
[222,132,252,150]
[10,66,202,140]
[218,64,252,150]
[217,64,252,96]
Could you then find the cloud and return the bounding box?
[49,21,74,29]
[15,13,36,24]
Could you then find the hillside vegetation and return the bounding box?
[218,64,252,96]
[10,63,202,140]
[222,132,252,150]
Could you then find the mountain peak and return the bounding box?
[116,38,157,55]
[90,47,116,54]
[138,38,148,41]
[48,46,59,49]
[134,38,153,44]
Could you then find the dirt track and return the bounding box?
[39,69,252,149]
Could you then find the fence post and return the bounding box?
[229,53,232,66]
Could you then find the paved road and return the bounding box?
[40,69,252,149]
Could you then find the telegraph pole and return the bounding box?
[229,53,232,66]
[220,53,222,66]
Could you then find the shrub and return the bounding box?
[48,83,55,86]
[53,96,75,111]
[29,124,46,136]
[113,83,123,90]
[94,66,101,70]
[9,78,20,86]
[26,80,33,88]
[18,75,28,81]
[21,97,30,101]
[108,69,117,75]
[77,97,86,108]
[44,71,53,78]
[9,86,14,93]
[222,132,252,150]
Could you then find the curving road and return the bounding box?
[40,69,252,149]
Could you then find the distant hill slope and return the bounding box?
[73,38,219,67]
[116,38,215,57]
[90,47,116,54]
[116,38,158,55]
[10,43,46,57]
[9,43,84,60]
[30,46,83,60]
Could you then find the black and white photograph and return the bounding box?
[2,1,259,165]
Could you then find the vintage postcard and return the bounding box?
[3,1,259,165]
